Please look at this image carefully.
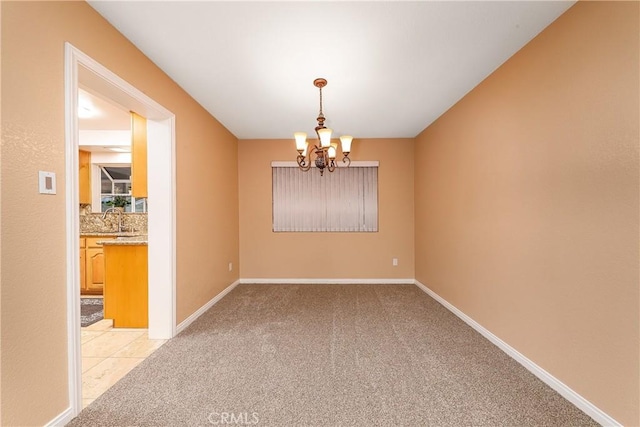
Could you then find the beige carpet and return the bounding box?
[68,284,597,426]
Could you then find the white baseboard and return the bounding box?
[176,280,239,334]
[45,406,73,427]
[414,280,620,427]
[239,278,416,285]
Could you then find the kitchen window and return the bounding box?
[100,166,147,213]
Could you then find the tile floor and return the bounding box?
[81,318,167,408]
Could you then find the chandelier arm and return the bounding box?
[297,154,311,172]
[328,159,336,173]
[342,156,351,167]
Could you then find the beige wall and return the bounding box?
[239,139,414,280]
[1,2,239,425]
[414,2,639,425]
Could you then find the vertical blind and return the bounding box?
[272,166,378,232]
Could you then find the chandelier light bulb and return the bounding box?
[340,135,353,154]
[318,128,332,148]
[294,132,307,152]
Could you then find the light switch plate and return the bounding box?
[39,171,56,194]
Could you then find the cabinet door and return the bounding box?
[86,248,105,294]
[131,112,147,198]
[79,150,92,205]
[80,249,87,293]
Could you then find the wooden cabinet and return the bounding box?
[79,150,92,204]
[80,238,86,290]
[80,236,114,295]
[131,112,147,198]
[86,248,105,293]
[104,244,148,328]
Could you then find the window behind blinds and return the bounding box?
[272,166,378,232]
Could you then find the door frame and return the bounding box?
[64,43,176,417]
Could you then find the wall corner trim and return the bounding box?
[44,407,74,427]
[176,280,240,334]
[414,280,622,427]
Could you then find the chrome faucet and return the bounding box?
[102,207,125,233]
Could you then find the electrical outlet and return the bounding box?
[228,262,233,272]
[392,258,398,267]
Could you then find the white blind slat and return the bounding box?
[272,166,378,232]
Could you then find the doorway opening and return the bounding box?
[64,43,176,418]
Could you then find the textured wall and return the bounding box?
[414,2,639,425]
[239,139,415,280]
[1,2,239,425]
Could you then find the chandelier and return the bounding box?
[294,78,353,176]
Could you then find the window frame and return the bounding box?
[98,165,147,213]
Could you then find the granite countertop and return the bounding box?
[97,235,148,246]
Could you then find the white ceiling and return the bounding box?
[79,87,131,131]
[78,88,132,153]
[87,1,575,139]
